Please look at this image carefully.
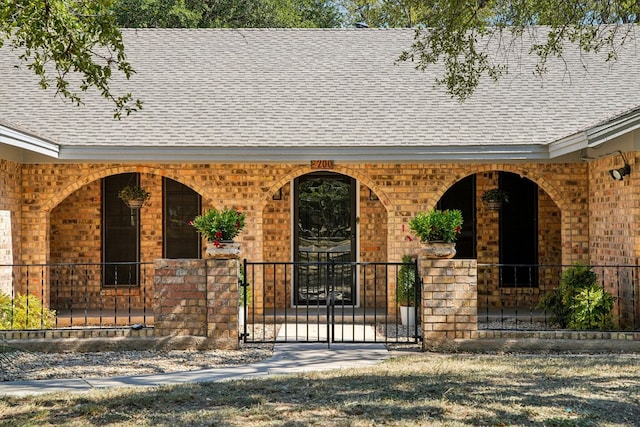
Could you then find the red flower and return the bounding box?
[455,226,461,234]
[214,240,222,248]
[215,231,223,239]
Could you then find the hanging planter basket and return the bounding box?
[484,200,503,210]
[118,185,150,210]
[481,189,509,211]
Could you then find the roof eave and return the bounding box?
[586,109,640,148]
[549,109,640,158]
[0,123,60,158]
[56,144,550,163]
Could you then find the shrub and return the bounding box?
[569,286,615,330]
[538,263,615,330]
[0,293,56,330]
[409,209,463,243]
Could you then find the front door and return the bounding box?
[294,172,357,305]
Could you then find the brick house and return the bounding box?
[1,29,639,320]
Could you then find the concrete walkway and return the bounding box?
[0,342,390,397]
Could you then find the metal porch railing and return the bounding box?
[478,263,640,332]
[0,262,154,330]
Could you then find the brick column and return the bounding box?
[152,257,239,349]
[153,259,208,337]
[419,258,477,350]
[205,257,239,350]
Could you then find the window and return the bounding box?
[499,172,539,287]
[163,178,201,258]
[438,174,477,258]
[102,173,139,287]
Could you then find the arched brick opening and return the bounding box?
[257,166,391,310]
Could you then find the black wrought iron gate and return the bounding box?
[240,259,421,345]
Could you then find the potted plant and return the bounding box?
[397,254,419,327]
[481,188,509,210]
[409,209,463,258]
[191,207,246,255]
[118,185,150,209]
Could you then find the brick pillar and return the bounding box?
[206,257,239,350]
[152,257,239,349]
[419,258,477,350]
[153,259,208,337]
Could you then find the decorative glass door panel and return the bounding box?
[294,173,356,305]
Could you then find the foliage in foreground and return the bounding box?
[0,293,56,330]
[0,1,141,118]
[1,354,639,426]
[398,1,640,102]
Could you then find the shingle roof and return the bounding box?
[2,28,640,161]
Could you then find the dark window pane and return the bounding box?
[163,178,201,259]
[103,173,139,286]
[438,175,476,258]
[499,171,539,287]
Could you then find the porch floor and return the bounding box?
[245,307,401,324]
[54,309,153,328]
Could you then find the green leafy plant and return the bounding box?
[238,264,252,306]
[569,286,615,330]
[191,207,246,247]
[396,255,419,307]
[0,293,56,330]
[481,188,509,203]
[538,263,615,330]
[409,209,463,243]
[118,185,150,202]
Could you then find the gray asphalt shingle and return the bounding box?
[1,28,640,154]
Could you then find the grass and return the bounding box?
[1,353,639,426]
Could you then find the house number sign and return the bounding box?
[311,160,334,169]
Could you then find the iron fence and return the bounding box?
[478,263,640,332]
[0,262,154,330]
[3,260,638,335]
[241,259,421,344]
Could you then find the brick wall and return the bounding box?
[0,159,20,297]
[5,160,592,313]
[588,151,640,325]
[589,152,639,265]
[20,161,589,266]
[0,160,20,254]
[359,183,388,307]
